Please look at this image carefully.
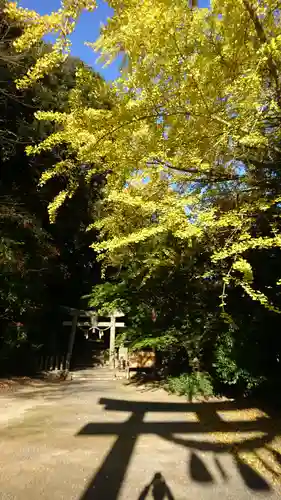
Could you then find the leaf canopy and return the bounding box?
[6,0,281,308]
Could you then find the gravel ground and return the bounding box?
[0,367,280,500]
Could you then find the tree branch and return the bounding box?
[243,0,281,106]
[150,158,243,183]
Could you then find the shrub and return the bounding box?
[165,372,214,400]
[213,331,265,395]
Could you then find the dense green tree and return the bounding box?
[0,4,111,373]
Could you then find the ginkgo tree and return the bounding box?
[5,0,281,310]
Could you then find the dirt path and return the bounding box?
[0,368,280,499]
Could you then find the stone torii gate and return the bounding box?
[62,308,125,371]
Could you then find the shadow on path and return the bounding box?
[76,398,281,499]
[138,472,175,500]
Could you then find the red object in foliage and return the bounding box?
[15,322,24,327]
[151,308,157,322]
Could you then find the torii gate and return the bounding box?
[62,308,125,370]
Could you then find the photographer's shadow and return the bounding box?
[138,472,175,500]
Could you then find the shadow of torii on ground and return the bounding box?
[76,398,281,499]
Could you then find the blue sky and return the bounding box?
[19,0,210,81]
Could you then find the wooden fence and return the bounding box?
[37,348,156,375]
[37,354,67,372]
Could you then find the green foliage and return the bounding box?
[129,332,182,352]
[87,281,128,315]
[166,372,214,401]
[88,231,281,396]
[213,331,266,394]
